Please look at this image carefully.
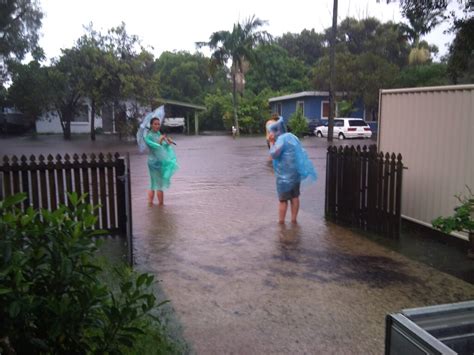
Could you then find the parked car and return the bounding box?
[162,117,185,133]
[314,118,372,139]
[0,109,34,134]
[305,119,321,136]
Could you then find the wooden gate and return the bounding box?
[325,145,403,238]
[0,152,133,263]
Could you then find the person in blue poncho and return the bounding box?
[268,116,317,224]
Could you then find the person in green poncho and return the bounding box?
[145,117,178,205]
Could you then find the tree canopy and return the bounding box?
[0,0,43,83]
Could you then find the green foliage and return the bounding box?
[246,44,310,94]
[155,51,225,104]
[0,0,43,82]
[277,29,325,66]
[398,0,447,46]
[432,187,474,235]
[237,89,274,134]
[288,108,308,138]
[447,16,474,84]
[7,60,51,122]
[201,90,232,130]
[335,17,410,68]
[394,63,449,88]
[337,100,357,117]
[313,51,398,120]
[0,193,165,354]
[197,15,272,132]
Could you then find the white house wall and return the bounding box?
[378,85,474,238]
[36,111,103,134]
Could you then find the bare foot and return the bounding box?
[291,220,298,224]
[278,220,285,224]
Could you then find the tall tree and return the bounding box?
[0,0,43,84]
[197,15,272,135]
[446,6,474,83]
[154,51,225,103]
[7,60,50,124]
[398,0,447,46]
[277,29,325,66]
[245,44,310,94]
[46,49,87,140]
[335,18,410,68]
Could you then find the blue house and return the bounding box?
[268,91,366,130]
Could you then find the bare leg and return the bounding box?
[157,190,164,205]
[147,190,155,205]
[290,197,300,224]
[279,200,288,224]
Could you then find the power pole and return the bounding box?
[327,0,338,142]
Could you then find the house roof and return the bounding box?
[268,91,346,102]
[153,98,206,111]
[268,91,329,102]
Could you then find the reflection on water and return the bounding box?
[2,135,473,354]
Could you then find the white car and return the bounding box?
[314,118,372,139]
[163,117,185,133]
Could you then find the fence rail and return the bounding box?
[325,144,403,238]
[0,152,131,239]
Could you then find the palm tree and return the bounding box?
[398,0,447,65]
[197,16,271,135]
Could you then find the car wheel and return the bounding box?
[316,131,323,138]
[338,133,345,140]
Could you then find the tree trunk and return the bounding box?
[63,112,71,140]
[468,232,474,259]
[90,100,96,141]
[232,72,239,136]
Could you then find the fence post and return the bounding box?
[395,154,403,238]
[125,152,133,266]
[116,154,126,235]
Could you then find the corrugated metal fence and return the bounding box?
[325,144,403,238]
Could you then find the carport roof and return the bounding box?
[154,98,206,111]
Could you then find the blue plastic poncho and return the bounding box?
[269,117,317,195]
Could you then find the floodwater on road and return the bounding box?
[1,133,473,354]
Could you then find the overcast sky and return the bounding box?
[38,0,458,61]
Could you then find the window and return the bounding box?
[72,104,89,123]
[322,101,329,118]
[276,103,282,116]
[348,120,367,127]
[296,101,304,115]
[322,100,340,118]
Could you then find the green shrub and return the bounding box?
[0,193,164,354]
[432,186,474,235]
[432,186,474,257]
[288,108,308,138]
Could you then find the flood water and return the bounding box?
[1,133,474,354]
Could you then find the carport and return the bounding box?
[152,98,206,135]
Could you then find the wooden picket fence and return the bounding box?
[325,145,403,238]
[0,152,133,263]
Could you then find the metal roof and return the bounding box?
[268,91,346,102]
[154,98,206,111]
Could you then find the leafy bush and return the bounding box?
[432,187,474,235]
[0,193,165,354]
[432,186,474,257]
[288,108,308,138]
